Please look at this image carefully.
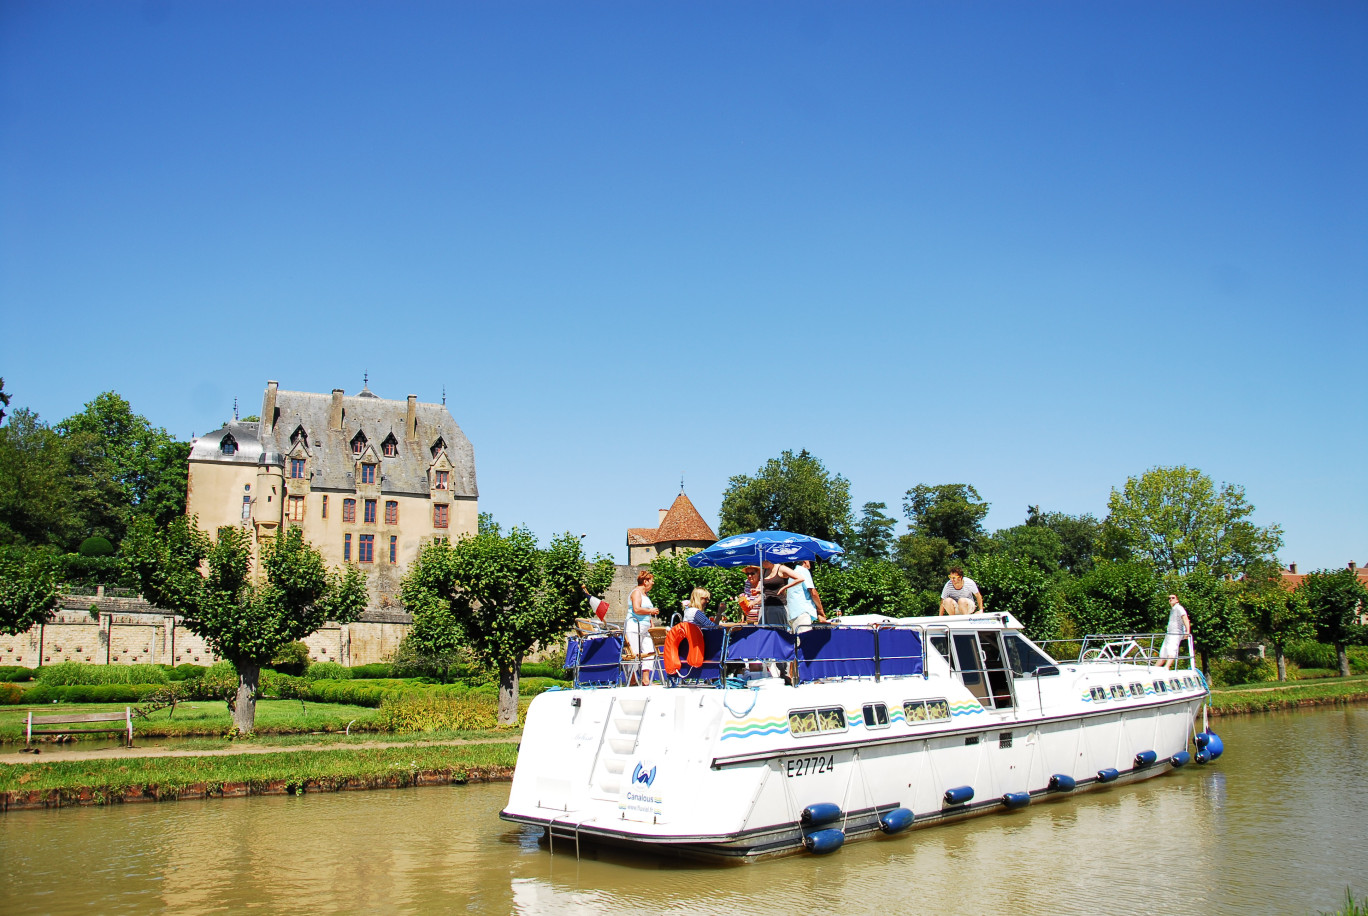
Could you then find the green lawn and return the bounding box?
[1208,676,1368,715]
[0,700,383,743]
[0,742,519,795]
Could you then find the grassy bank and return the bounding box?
[0,700,384,743]
[1208,676,1368,716]
[0,742,519,809]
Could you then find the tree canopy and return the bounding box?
[1100,465,1282,578]
[122,517,367,734]
[718,449,852,544]
[902,484,989,557]
[0,550,61,636]
[400,526,607,724]
[849,501,897,562]
[1298,569,1368,677]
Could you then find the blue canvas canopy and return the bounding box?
[686,530,845,569]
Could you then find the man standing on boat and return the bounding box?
[1157,594,1191,670]
[940,567,984,615]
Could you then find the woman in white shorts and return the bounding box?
[626,570,658,684]
[1157,594,1190,670]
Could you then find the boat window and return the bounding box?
[1003,633,1057,675]
[1089,686,1107,701]
[1131,682,1145,696]
[926,699,950,720]
[928,632,950,665]
[904,700,927,723]
[1183,677,1194,688]
[862,703,890,729]
[1169,678,1182,691]
[1154,680,1168,694]
[999,731,1013,749]
[789,707,846,736]
[1109,685,1126,699]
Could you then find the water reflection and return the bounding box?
[2,708,1366,915]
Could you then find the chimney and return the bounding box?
[1289,563,1297,575]
[658,508,669,525]
[1351,561,1359,572]
[329,389,345,430]
[406,395,418,441]
[260,381,278,435]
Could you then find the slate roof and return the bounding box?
[191,384,477,499]
[627,492,717,546]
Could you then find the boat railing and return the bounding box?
[564,623,930,689]
[1035,633,1197,672]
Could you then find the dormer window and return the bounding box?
[381,434,399,458]
[430,437,446,458]
[289,458,307,479]
[360,464,377,485]
[433,470,449,490]
[220,434,238,455]
[351,432,368,455]
[290,425,308,449]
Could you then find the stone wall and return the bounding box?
[0,594,413,669]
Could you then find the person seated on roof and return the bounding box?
[683,588,717,628]
[940,567,985,615]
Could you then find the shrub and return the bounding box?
[1209,656,1277,688]
[348,663,393,679]
[518,676,568,696]
[37,662,168,687]
[270,641,312,677]
[375,692,514,732]
[78,536,115,557]
[304,661,351,681]
[22,683,162,703]
[301,680,396,707]
[0,666,36,682]
[520,662,566,679]
[1285,641,1368,675]
[0,683,25,704]
[165,664,208,681]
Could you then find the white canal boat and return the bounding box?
[500,613,1220,860]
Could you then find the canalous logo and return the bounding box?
[632,762,658,787]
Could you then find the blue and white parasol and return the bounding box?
[685,530,845,569]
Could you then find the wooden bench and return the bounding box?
[26,708,133,750]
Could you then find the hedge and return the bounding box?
[0,666,36,682]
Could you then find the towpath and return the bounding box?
[0,735,517,766]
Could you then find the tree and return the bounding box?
[1065,560,1165,638]
[893,532,955,594]
[983,524,1064,575]
[967,553,1061,639]
[718,450,853,544]
[122,518,367,734]
[646,551,746,623]
[0,377,9,425]
[902,484,989,557]
[815,557,928,618]
[400,526,594,724]
[0,550,61,635]
[1026,507,1102,575]
[0,408,79,548]
[1168,566,1244,676]
[1298,569,1368,678]
[1100,466,1282,578]
[850,502,897,562]
[59,392,187,542]
[1240,576,1314,681]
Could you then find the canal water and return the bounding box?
[3,706,1365,915]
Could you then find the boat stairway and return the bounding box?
[590,694,650,800]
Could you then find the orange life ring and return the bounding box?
[662,622,706,674]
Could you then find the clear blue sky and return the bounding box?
[2,1,1364,569]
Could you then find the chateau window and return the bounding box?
[385,501,398,525]
[430,437,446,458]
[433,504,449,529]
[344,533,352,562]
[322,495,328,519]
[343,499,356,523]
[382,434,398,457]
[360,463,376,485]
[389,535,397,564]
[434,470,449,490]
[241,495,251,520]
[220,435,238,456]
[358,534,374,563]
[289,458,306,479]
[287,495,305,522]
[351,432,368,455]
[290,425,308,449]
[364,499,377,523]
